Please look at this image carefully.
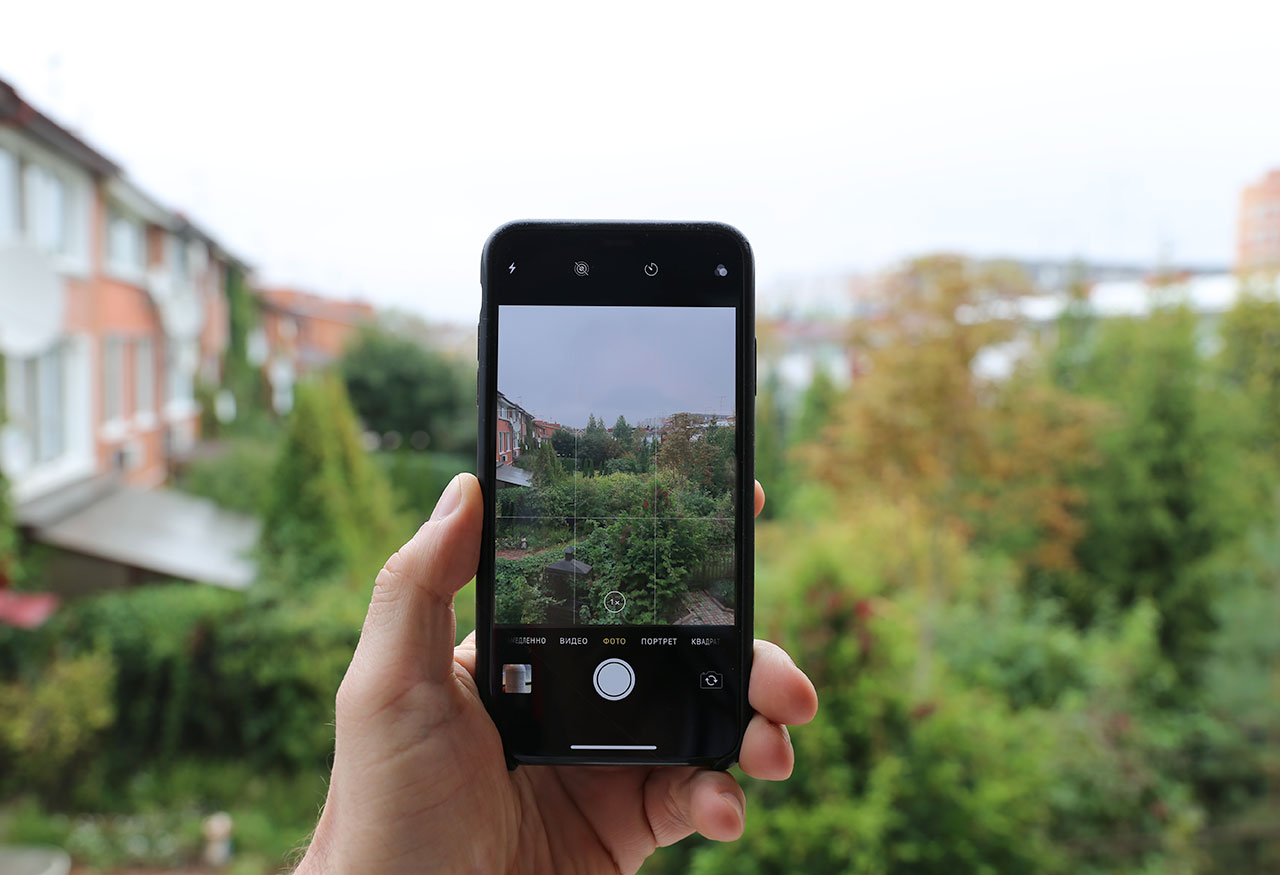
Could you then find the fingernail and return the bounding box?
[430,475,462,522]
[720,791,745,820]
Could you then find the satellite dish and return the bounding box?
[0,243,65,357]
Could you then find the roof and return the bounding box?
[258,287,375,325]
[545,548,591,575]
[0,77,119,176]
[497,391,533,420]
[1019,273,1239,324]
[0,75,248,269]
[18,479,260,589]
[495,464,533,488]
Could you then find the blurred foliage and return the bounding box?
[4,259,1280,872]
[1216,283,1280,450]
[0,458,17,588]
[0,649,115,799]
[375,448,472,521]
[177,436,279,516]
[224,265,269,418]
[754,371,791,519]
[0,363,474,872]
[339,323,474,452]
[1043,301,1271,683]
[260,374,400,586]
[0,357,18,587]
[651,258,1280,873]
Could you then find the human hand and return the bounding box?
[296,475,818,874]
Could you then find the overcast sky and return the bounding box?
[3,1,1278,323]
[498,306,734,427]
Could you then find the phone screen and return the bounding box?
[479,223,752,765]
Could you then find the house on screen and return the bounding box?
[496,391,533,464]
[533,419,559,447]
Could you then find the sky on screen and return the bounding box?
[498,306,735,428]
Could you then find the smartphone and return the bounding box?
[476,221,755,768]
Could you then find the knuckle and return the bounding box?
[370,553,408,606]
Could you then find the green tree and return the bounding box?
[801,256,1099,575]
[339,325,472,452]
[530,439,566,488]
[656,412,716,489]
[1217,282,1280,451]
[793,364,839,445]
[578,413,615,469]
[260,375,399,585]
[223,265,268,418]
[550,427,576,460]
[753,371,789,519]
[612,415,634,454]
[1052,303,1268,681]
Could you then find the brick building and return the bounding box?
[250,287,373,413]
[0,78,242,506]
[1238,169,1280,274]
[0,77,264,595]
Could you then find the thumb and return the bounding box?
[352,473,483,689]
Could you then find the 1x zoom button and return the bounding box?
[593,658,635,701]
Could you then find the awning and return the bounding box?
[495,464,533,488]
[18,480,259,590]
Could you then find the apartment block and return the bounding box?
[1238,169,1280,274]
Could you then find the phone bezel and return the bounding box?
[476,220,755,769]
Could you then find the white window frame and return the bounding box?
[0,145,17,243]
[0,128,92,277]
[5,345,67,467]
[102,336,126,431]
[167,233,189,284]
[106,205,146,284]
[24,163,69,256]
[134,337,155,426]
[165,339,197,420]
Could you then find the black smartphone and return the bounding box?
[476,221,755,768]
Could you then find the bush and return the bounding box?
[0,454,18,587]
[376,450,471,521]
[0,649,115,798]
[0,579,360,788]
[177,437,279,515]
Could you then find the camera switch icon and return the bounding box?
[699,670,723,690]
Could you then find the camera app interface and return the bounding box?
[494,305,737,628]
